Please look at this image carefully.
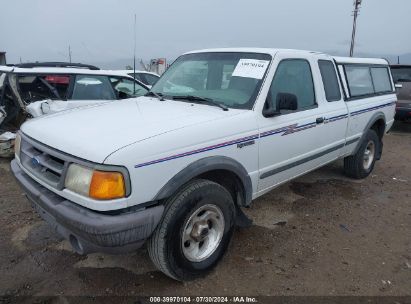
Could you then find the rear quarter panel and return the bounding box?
[342,93,396,156]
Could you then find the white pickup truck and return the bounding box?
[11,48,396,281]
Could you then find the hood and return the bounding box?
[21,97,244,163]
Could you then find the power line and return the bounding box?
[349,0,363,57]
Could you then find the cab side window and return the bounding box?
[268,59,316,111]
[318,60,341,101]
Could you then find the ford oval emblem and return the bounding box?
[31,157,41,167]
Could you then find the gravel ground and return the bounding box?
[0,122,410,299]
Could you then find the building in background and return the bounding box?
[149,58,168,75]
[0,52,6,65]
[140,58,168,75]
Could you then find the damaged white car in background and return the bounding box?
[0,63,149,157]
[0,70,13,157]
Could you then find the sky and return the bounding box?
[1,0,410,68]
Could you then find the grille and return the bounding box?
[20,136,67,189]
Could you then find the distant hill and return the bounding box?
[384,53,411,65]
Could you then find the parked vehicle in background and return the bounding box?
[390,65,411,121]
[116,70,160,87]
[0,62,149,131]
[0,71,6,125]
[12,48,396,281]
[0,108,5,126]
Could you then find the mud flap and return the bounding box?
[235,206,253,228]
[376,139,383,160]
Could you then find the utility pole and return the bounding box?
[349,0,362,57]
[68,45,72,63]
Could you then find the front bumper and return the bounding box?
[11,159,164,254]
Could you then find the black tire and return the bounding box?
[344,129,380,179]
[147,179,235,281]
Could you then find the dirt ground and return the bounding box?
[0,122,410,298]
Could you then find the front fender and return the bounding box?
[154,156,253,206]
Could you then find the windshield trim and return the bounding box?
[251,54,274,111]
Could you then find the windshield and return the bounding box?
[150,52,272,109]
[391,67,411,82]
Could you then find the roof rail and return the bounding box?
[14,62,100,70]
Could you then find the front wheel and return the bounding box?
[148,179,235,281]
[344,129,380,179]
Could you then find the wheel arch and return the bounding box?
[154,156,253,207]
[352,111,386,156]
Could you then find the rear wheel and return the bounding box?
[148,179,235,281]
[344,129,380,179]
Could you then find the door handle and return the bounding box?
[316,117,325,124]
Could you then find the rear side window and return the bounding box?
[371,67,392,93]
[345,65,393,98]
[318,60,341,101]
[391,67,411,82]
[18,74,70,102]
[345,66,374,97]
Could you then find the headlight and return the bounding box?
[65,164,93,197]
[65,164,126,200]
[14,133,21,159]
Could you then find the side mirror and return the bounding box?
[262,107,280,118]
[277,93,298,111]
[263,92,298,118]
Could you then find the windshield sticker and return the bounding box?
[232,59,270,79]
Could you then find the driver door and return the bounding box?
[257,55,339,193]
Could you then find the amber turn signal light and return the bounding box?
[89,171,126,200]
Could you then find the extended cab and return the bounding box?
[11,48,396,281]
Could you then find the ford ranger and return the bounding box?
[11,48,396,281]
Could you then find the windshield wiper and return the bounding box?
[145,91,165,101]
[171,95,228,111]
